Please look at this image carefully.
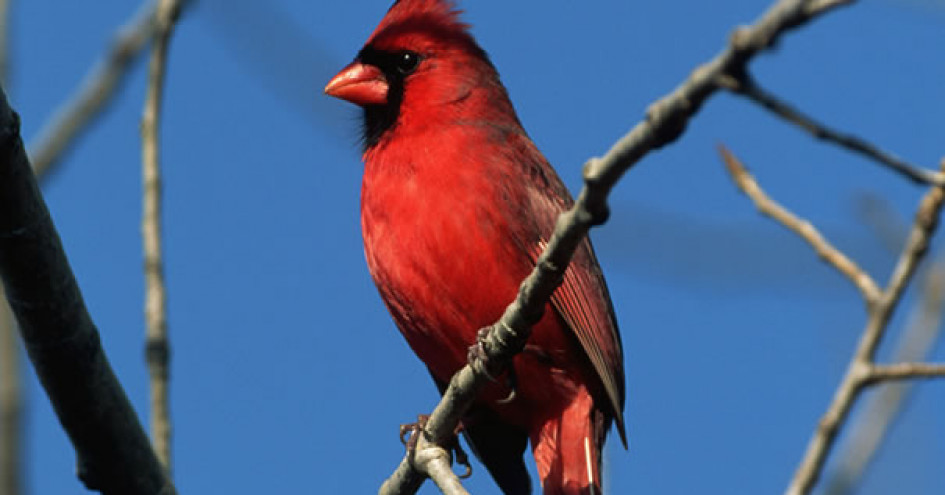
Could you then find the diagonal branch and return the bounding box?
[27,2,157,177]
[786,159,945,495]
[0,291,21,495]
[379,0,854,492]
[0,85,176,494]
[0,3,20,495]
[719,73,944,186]
[719,145,882,306]
[140,0,183,474]
[824,254,945,495]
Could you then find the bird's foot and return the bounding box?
[399,415,472,479]
[467,327,498,379]
[399,414,429,449]
[467,327,519,404]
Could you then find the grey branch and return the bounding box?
[141,0,183,474]
[786,160,945,495]
[867,362,945,382]
[719,73,944,186]
[0,291,21,495]
[719,145,882,305]
[0,85,176,494]
[414,435,470,495]
[27,2,157,177]
[824,250,945,495]
[379,0,853,492]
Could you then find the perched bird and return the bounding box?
[325,1,626,493]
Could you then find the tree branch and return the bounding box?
[414,436,470,495]
[718,73,944,186]
[0,3,20,494]
[0,291,21,495]
[0,85,176,494]
[786,159,945,495]
[719,145,882,306]
[824,248,945,495]
[867,362,945,382]
[27,2,156,176]
[379,0,854,492]
[141,0,182,474]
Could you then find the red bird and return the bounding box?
[325,1,626,493]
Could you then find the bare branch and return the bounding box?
[867,362,945,382]
[0,4,19,494]
[786,159,945,495]
[719,74,943,186]
[26,2,157,177]
[380,458,426,495]
[719,145,882,305]
[0,292,21,495]
[380,0,854,492]
[141,0,183,474]
[825,252,945,495]
[413,436,470,495]
[0,85,176,494]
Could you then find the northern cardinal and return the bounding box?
[325,1,626,493]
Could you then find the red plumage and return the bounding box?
[325,1,626,493]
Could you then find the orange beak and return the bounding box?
[324,62,388,106]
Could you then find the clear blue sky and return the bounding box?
[10,0,945,493]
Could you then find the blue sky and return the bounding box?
[9,0,945,493]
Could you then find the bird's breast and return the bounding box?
[360,144,529,379]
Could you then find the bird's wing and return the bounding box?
[505,129,627,446]
[547,238,627,446]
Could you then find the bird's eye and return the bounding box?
[396,51,420,75]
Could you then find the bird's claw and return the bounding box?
[467,327,520,404]
[399,414,430,449]
[399,415,472,479]
[453,439,472,479]
[496,366,518,404]
[467,327,498,381]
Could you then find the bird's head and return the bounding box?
[325,0,515,149]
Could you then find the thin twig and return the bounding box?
[141,0,182,474]
[786,159,945,495]
[720,73,944,186]
[27,2,157,177]
[719,145,882,306]
[379,0,855,492]
[867,362,945,382]
[0,85,176,494]
[0,291,20,495]
[824,252,945,495]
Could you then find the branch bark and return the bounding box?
[825,257,945,495]
[0,291,21,495]
[719,145,882,305]
[141,0,183,473]
[0,85,176,494]
[786,159,945,495]
[379,0,854,492]
[719,73,943,186]
[27,2,157,177]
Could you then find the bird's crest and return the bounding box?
[368,0,475,51]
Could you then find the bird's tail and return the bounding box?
[531,388,607,495]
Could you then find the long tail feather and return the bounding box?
[532,389,607,495]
